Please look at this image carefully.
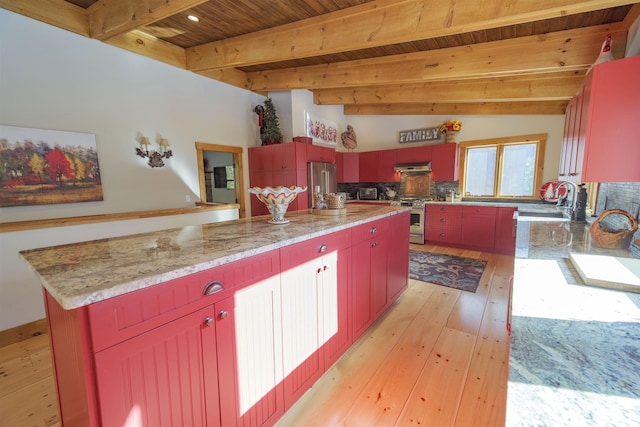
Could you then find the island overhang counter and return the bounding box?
[20,204,411,427]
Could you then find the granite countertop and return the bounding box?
[20,205,409,310]
[507,217,640,426]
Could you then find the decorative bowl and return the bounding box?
[248,186,307,224]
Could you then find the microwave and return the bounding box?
[358,188,378,200]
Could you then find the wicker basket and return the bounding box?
[589,209,638,249]
[326,194,345,209]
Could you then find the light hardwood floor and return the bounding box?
[0,244,512,427]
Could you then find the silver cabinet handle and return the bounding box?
[203,281,224,295]
[204,317,214,327]
[218,310,228,319]
[371,242,378,247]
[370,227,377,233]
[318,244,327,253]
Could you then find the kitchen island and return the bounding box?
[507,216,640,426]
[20,204,410,427]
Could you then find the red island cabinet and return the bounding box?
[42,214,410,427]
[351,217,390,338]
[44,249,283,427]
[279,230,351,408]
[388,211,411,301]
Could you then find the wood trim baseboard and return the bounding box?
[0,203,239,233]
[0,318,49,347]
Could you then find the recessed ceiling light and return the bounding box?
[187,15,200,22]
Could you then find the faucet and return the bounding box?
[557,181,577,218]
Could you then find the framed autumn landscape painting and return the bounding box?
[0,125,103,207]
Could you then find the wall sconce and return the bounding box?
[135,136,173,168]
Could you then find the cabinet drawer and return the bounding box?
[351,218,389,244]
[88,249,280,352]
[426,212,462,228]
[426,204,463,214]
[462,205,497,217]
[280,230,351,269]
[425,226,461,244]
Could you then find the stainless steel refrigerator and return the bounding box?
[308,161,337,208]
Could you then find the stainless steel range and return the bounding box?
[390,197,432,244]
[391,162,434,245]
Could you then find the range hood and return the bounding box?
[394,162,432,172]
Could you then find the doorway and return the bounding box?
[195,142,246,218]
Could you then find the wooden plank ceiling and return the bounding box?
[2,0,639,115]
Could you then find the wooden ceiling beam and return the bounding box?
[246,24,627,91]
[344,101,569,115]
[0,0,89,37]
[314,72,584,104]
[106,30,187,69]
[186,0,637,71]
[88,0,209,41]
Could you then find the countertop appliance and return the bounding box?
[308,161,337,208]
[358,187,378,200]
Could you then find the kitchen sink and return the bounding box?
[518,211,566,218]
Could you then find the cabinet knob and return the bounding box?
[440,218,446,223]
[371,241,378,247]
[203,317,214,327]
[218,310,228,320]
[439,233,445,237]
[370,227,377,233]
[318,244,327,253]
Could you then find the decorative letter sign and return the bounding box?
[398,127,441,143]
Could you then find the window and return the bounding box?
[460,134,546,199]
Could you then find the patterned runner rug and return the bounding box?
[409,250,487,293]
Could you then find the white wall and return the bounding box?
[0,10,566,330]
[0,9,264,223]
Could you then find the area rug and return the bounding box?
[409,250,487,293]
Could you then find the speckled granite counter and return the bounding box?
[507,217,640,426]
[20,205,408,310]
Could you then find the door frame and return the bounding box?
[195,142,246,218]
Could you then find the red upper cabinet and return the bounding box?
[396,146,432,164]
[336,152,360,183]
[431,143,459,181]
[359,151,379,182]
[378,149,399,182]
[306,144,336,163]
[248,142,308,215]
[561,56,640,182]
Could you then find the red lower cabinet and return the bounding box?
[425,204,517,254]
[461,206,497,248]
[494,207,518,255]
[215,278,285,427]
[94,306,221,427]
[388,211,410,301]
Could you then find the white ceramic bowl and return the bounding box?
[248,186,307,224]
